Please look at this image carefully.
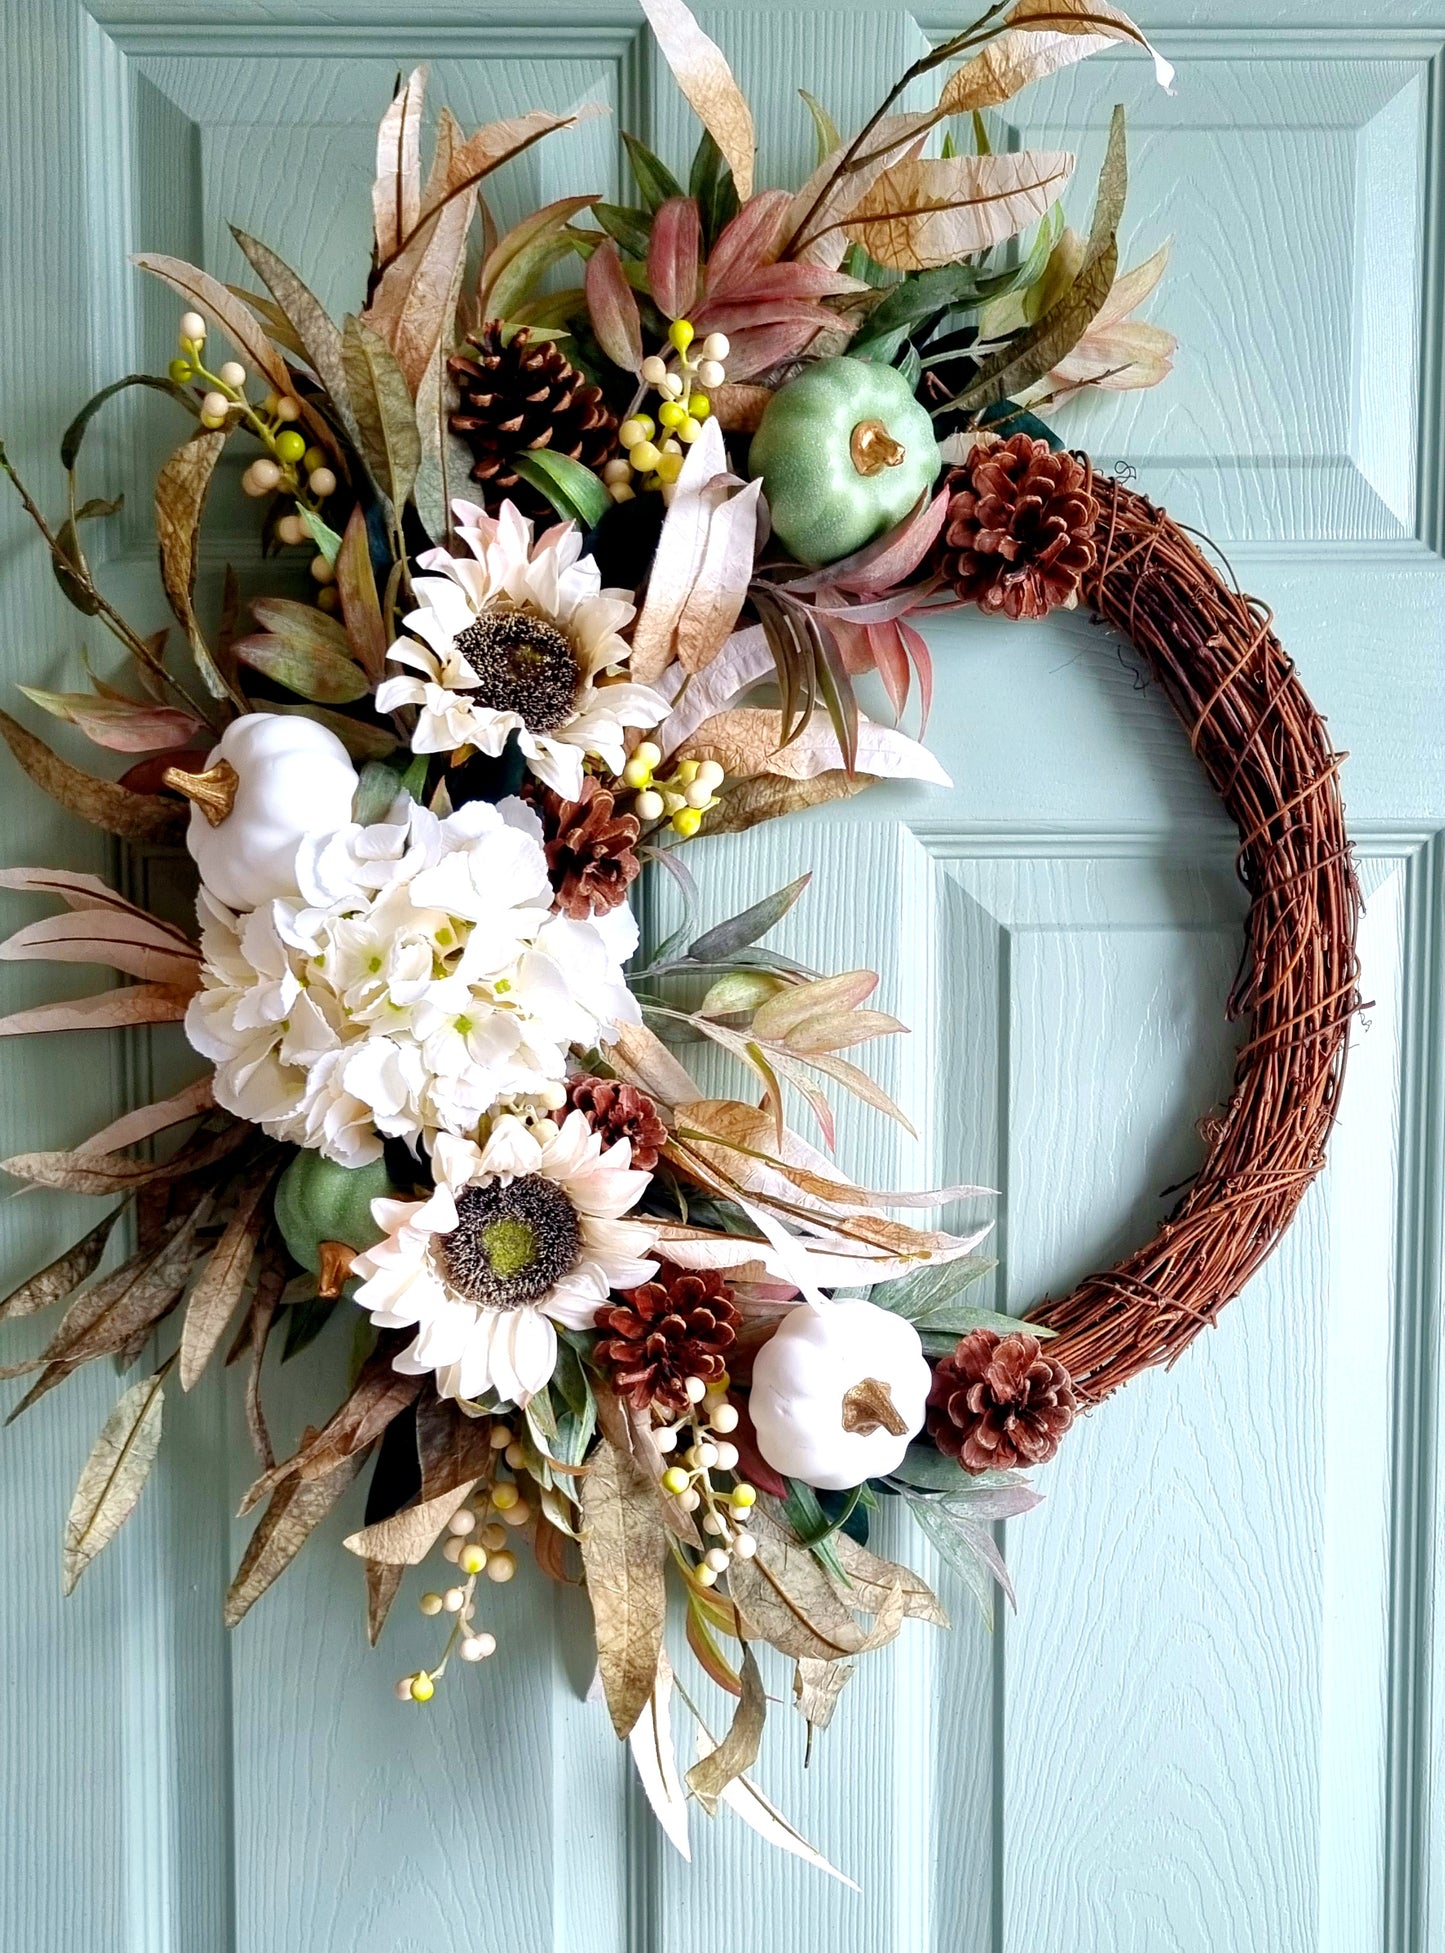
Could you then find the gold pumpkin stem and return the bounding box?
[316,1240,358,1300]
[850,417,906,477]
[161,758,239,827]
[840,1376,908,1437]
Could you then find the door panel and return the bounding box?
[2,5,1441,1949]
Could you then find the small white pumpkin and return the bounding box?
[748,1299,931,1490]
[174,712,358,912]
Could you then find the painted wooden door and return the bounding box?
[2,3,1442,1948]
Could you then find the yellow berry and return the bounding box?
[629,440,662,474]
[668,318,695,354]
[675,759,700,785]
[419,1591,444,1616]
[661,1466,689,1496]
[275,429,307,464]
[731,1483,757,1509]
[168,358,192,384]
[459,1543,488,1576]
[688,392,711,419]
[671,807,703,839]
[491,1480,519,1512]
[302,444,325,472]
[679,416,703,444]
[622,754,654,790]
[654,450,684,484]
[409,1671,435,1702]
[657,400,686,430]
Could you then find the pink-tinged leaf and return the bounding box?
[900,619,933,733]
[335,506,388,684]
[585,237,644,372]
[648,196,702,320]
[720,321,832,381]
[654,623,775,757]
[691,295,851,337]
[77,1075,214,1157]
[704,190,792,295]
[0,908,201,986]
[131,254,291,395]
[639,0,756,200]
[372,66,427,263]
[791,487,951,595]
[698,262,868,317]
[17,688,203,755]
[0,982,193,1038]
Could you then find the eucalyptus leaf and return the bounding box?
[887,1443,973,1492]
[300,506,343,565]
[687,872,811,963]
[907,1493,1016,1624]
[340,314,421,510]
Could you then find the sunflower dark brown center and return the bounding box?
[453,610,581,733]
[437,1175,582,1309]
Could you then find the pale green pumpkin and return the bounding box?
[747,356,940,567]
[273,1149,394,1277]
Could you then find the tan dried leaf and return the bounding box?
[842,151,1073,271]
[3,1121,246,1197]
[793,1655,855,1731]
[343,1480,477,1565]
[628,1649,692,1859]
[726,1503,872,1660]
[131,253,292,394]
[62,1370,166,1594]
[78,1075,215,1158]
[155,429,237,703]
[640,0,755,200]
[0,981,193,1040]
[0,1208,120,1322]
[676,707,948,786]
[593,1377,702,1545]
[606,1019,702,1113]
[372,66,427,263]
[685,1641,766,1813]
[0,906,200,987]
[751,970,878,1041]
[579,1435,672,1739]
[831,1530,949,1628]
[365,1560,406,1646]
[240,1349,421,1511]
[178,1166,277,1390]
[30,1201,213,1374]
[0,710,187,846]
[706,768,872,835]
[341,315,422,512]
[225,1446,369,1626]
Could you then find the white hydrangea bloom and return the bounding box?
[352,1112,658,1407]
[184,796,641,1166]
[375,498,668,798]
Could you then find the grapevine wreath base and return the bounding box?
[0,0,1360,1885]
[1029,477,1361,1399]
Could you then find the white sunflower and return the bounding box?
[376,498,668,799]
[351,1111,659,1407]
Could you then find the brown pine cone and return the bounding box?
[533,775,641,920]
[937,435,1097,621]
[926,1327,1076,1473]
[565,1076,667,1172]
[448,323,617,518]
[596,1263,739,1416]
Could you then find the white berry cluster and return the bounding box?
[656,1376,758,1585]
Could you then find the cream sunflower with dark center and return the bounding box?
[350,1113,658,1406]
[376,498,669,799]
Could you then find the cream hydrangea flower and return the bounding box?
[351,1113,659,1406]
[184,796,640,1167]
[375,498,668,798]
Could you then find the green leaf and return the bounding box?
[947,103,1127,414]
[799,90,841,167]
[509,449,609,530]
[688,128,740,248]
[971,110,991,157]
[887,1443,970,1492]
[340,314,421,510]
[622,132,685,213]
[593,202,654,259]
[229,229,359,453]
[60,373,193,473]
[268,702,398,760]
[687,872,811,963]
[236,599,368,704]
[300,506,343,565]
[353,759,409,825]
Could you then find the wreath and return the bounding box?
[0,0,1356,1880]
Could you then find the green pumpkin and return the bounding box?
[273,1148,395,1276]
[748,356,940,568]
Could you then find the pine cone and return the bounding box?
[565,1076,667,1172]
[448,323,617,517]
[596,1263,739,1416]
[926,1327,1076,1473]
[937,435,1097,621]
[533,775,641,920]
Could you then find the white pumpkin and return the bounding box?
[748,1300,930,1490]
[178,712,358,912]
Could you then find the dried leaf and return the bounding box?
[0,980,193,1039]
[686,1641,766,1812]
[132,253,292,394]
[343,1479,476,1564]
[240,1348,421,1511]
[366,185,473,394]
[31,1200,212,1373]
[707,768,871,834]
[793,1655,854,1731]
[178,1164,277,1390]
[606,1019,703,1113]
[583,237,643,373]
[841,150,1072,271]
[62,1370,166,1593]
[412,236,472,545]
[0,1208,120,1322]
[691,1732,859,1886]
[365,1561,406,1644]
[979,0,1173,92]
[939,0,1173,114]
[579,1435,671,1738]
[372,66,427,263]
[648,196,702,320]
[17,688,203,755]
[243,1247,286,1469]
[726,1504,872,1659]
[154,429,238,704]
[341,314,421,510]
[3,1121,245,1196]
[230,229,361,458]
[225,1447,368,1626]
[331,507,389,684]
[784,111,939,266]
[640,0,755,200]
[0,710,186,845]
[677,706,949,785]
[830,1529,949,1627]
[0,907,200,987]
[627,1648,692,1859]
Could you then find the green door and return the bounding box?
[2,3,1441,1948]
